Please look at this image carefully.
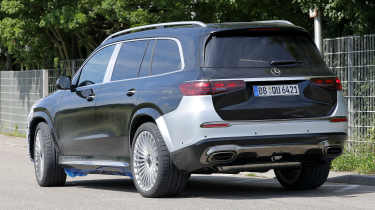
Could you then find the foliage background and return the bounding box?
[0,0,374,70]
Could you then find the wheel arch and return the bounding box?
[28,111,58,160]
[129,108,160,149]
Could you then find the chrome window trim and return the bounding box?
[103,37,185,84]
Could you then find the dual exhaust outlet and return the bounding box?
[205,141,343,164]
[208,151,237,163]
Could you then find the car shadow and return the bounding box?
[65,174,375,200]
[66,177,138,193]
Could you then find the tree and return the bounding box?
[0,0,374,70]
[0,0,192,69]
[294,0,375,37]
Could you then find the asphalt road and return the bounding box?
[1,135,375,210]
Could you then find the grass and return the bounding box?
[0,124,26,138]
[332,152,375,174]
[0,131,26,138]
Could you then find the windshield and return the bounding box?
[204,34,325,68]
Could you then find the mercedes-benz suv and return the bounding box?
[27,21,347,197]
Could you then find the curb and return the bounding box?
[240,171,375,187]
[328,175,375,186]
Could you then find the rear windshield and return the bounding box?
[204,33,325,68]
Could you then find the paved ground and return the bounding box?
[1,134,375,210]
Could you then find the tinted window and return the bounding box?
[78,45,115,87]
[205,34,325,68]
[151,40,181,75]
[111,40,148,81]
[139,40,154,77]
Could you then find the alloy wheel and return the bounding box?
[133,131,160,192]
[34,129,44,181]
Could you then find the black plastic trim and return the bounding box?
[171,132,347,172]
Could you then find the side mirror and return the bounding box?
[56,76,71,90]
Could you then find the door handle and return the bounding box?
[127,89,136,96]
[87,95,95,101]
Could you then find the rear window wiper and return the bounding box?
[270,60,304,66]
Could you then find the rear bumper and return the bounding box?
[171,132,346,173]
[157,93,347,153]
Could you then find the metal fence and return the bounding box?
[48,59,84,94]
[8,38,371,151]
[0,70,45,135]
[323,35,375,153]
[58,59,84,76]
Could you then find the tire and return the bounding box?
[131,122,189,197]
[274,162,330,190]
[33,122,66,187]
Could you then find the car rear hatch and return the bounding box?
[199,27,339,121]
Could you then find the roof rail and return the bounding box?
[102,21,207,43]
[250,20,294,25]
[222,20,294,25]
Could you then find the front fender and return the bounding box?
[28,110,60,160]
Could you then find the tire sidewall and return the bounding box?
[275,163,330,190]
[274,167,302,186]
[34,124,48,185]
[33,122,66,187]
[131,122,168,197]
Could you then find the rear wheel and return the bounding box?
[131,122,189,197]
[274,162,330,190]
[33,122,66,187]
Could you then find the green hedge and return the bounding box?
[332,152,375,174]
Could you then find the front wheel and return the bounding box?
[274,162,330,190]
[131,122,189,197]
[33,122,66,187]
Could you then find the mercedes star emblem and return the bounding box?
[270,67,281,76]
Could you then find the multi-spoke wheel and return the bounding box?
[33,122,66,187]
[131,122,189,197]
[34,130,45,181]
[133,131,160,192]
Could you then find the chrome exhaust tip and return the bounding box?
[208,151,236,163]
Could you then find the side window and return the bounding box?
[78,45,115,87]
[111,40,148,81]
[151,39,181,75]
[139,40,154,77]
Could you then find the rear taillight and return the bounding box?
[179,80,245,96]
[311,77,342,91]
[336,77,343,90]
[330,116,347,122]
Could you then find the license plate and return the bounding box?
[253,84,299,96]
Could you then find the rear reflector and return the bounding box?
[200,123,231,128]
[179,80,245,96]
[336,77,343,90]
[330,117,347,122]
[311,77,342,91]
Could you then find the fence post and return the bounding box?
[71,60,75,76]
[347,37,353,151]
[42,70,49,97]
